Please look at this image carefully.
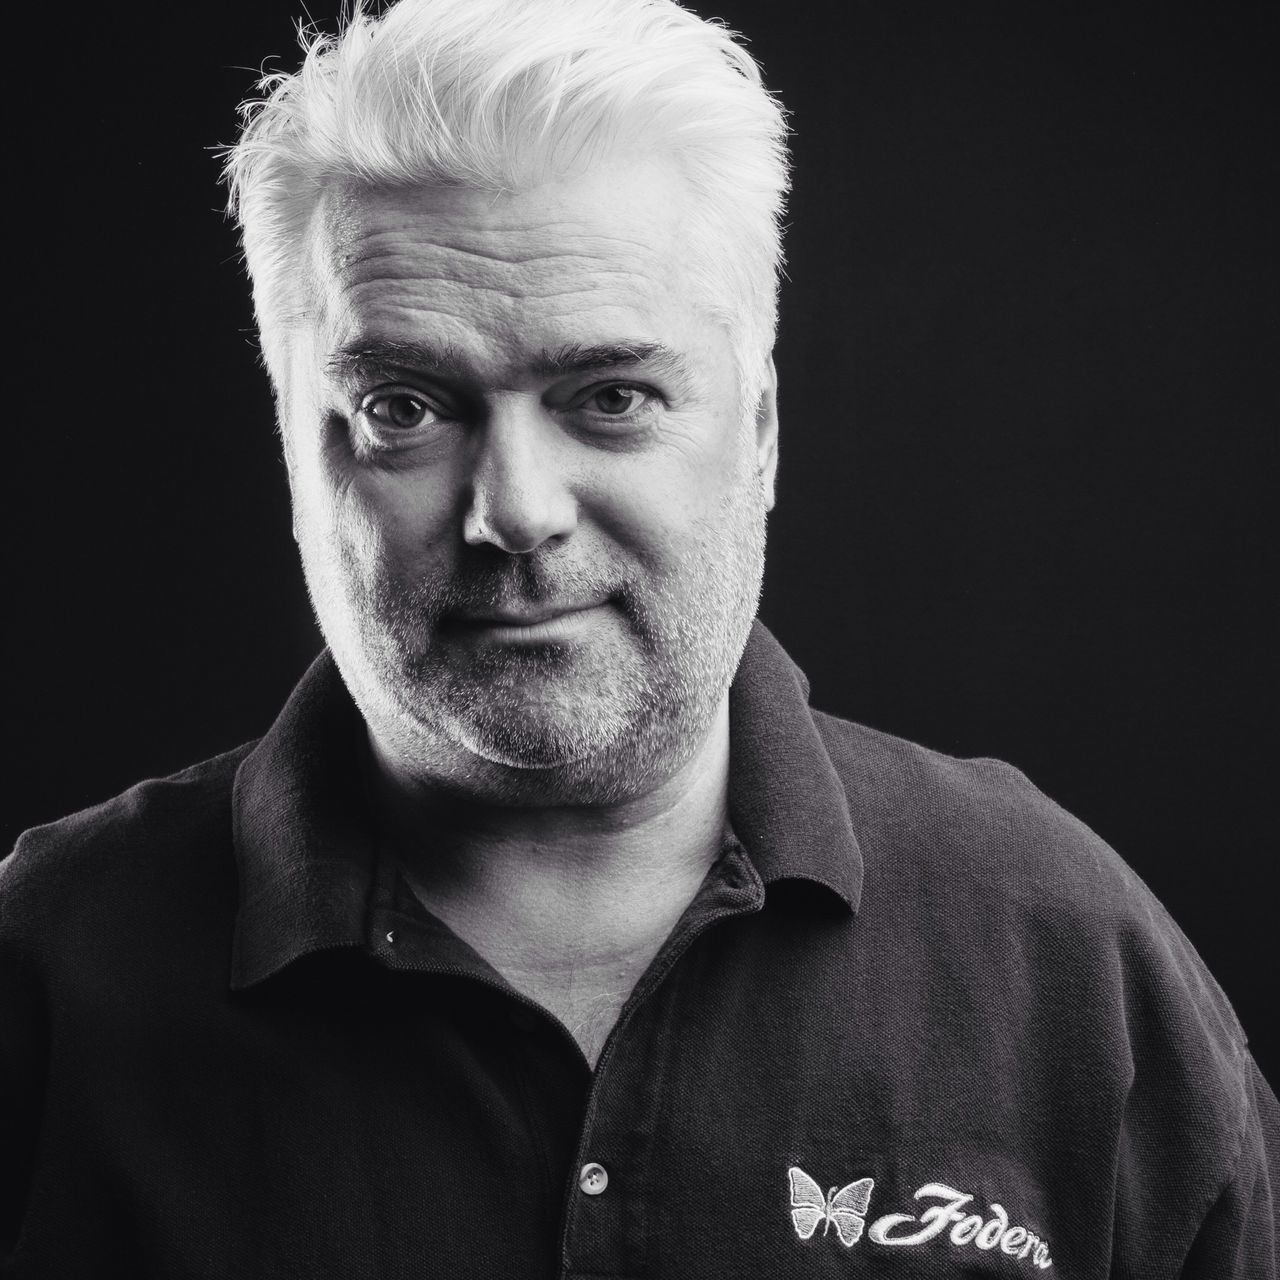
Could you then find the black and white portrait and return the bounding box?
[5,2,1275,1275]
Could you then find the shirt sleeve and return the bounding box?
[1179,1058,1279,1278]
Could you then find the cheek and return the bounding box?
[584,426,755,563]
[290,420,462,577]
[335,470,462,586]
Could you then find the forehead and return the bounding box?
[306,158,701,374]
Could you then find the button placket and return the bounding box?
[561,845,765,1275]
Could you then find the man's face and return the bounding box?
[280,156,778,804]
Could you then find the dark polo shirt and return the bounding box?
[2,625,1276,1278]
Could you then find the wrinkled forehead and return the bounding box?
[300,159,702,371]
[315,162,689,262]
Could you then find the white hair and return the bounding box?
[223,0,790,406]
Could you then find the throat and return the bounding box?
[501,946,664,1068]
[399,864,688,1066]
[373,700,732,1065]
[395,826,721,1067]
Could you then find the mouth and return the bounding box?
[442,601,609,646]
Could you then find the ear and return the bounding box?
[755,356,780,511]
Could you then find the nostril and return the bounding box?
[462,486,577,554]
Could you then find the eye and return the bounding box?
[361,390,439,431]
[589,384,649,415]
[572,383,659,421]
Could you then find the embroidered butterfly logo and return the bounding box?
[787,1166,875,1246]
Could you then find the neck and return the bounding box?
[365,699,731,973]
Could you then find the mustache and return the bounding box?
[381,546,625,619]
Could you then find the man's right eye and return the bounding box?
[361,390,438,430]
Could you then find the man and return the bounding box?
[2,0,1275,1275]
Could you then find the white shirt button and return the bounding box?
[579,1162,609,1195]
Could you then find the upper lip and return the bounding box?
[449,601,600,627]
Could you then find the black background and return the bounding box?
[11,3,1276,1078]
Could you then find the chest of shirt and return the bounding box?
[33,898,1129,1280]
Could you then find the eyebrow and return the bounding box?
[324,338,688,385]
[325,340,471,383]
[531,342,679,377]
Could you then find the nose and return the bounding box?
[462,399,578,554]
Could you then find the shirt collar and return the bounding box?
[728,622,864,913]
[230,652,375,989]
[231,620,863,989]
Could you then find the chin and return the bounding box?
[447,698,637,773]
[450,717,607,769]
[415,692,705,808]
[460,750,681,809]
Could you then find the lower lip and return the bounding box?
[450,605,607,646]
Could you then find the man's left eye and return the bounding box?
[585,385,651,416]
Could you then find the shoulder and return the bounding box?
[813,706,1250,1061]
[806,706,1265,1270]
[817,707,1149,911]
[815,706,1091,845]
[0,745,254,948]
